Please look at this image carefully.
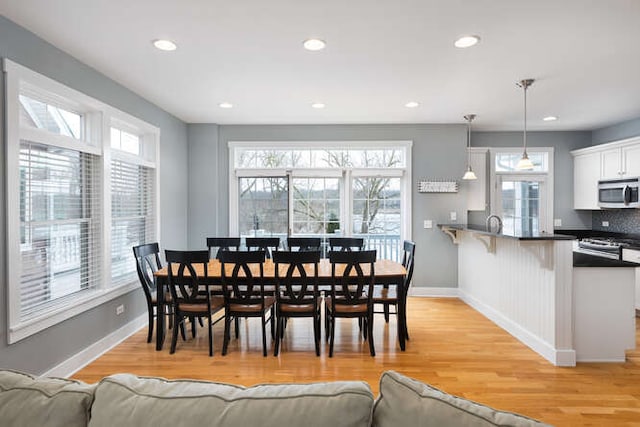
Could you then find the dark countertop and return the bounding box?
[573,252,639,268]
[438,223,576,241]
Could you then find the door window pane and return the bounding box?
[501,180,540,235]
[292,177,341,235]
[239,177,288,242]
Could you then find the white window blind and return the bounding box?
[110,159,156,286]
[19,141,102,319]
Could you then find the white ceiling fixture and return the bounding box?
[311,102,326,109]
[516,79,535,170]
[454,35,480,48]
[303,39,326,51]
[219,102,233,109]
[152,39,177,51]
[2,1,640,129]
[405,101,420,108]
[543,115,558,121]
[462,114,477,180]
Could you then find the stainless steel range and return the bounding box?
[576,237,640,260]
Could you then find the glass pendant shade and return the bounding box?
[462,114,477,180]
[516,79,535,170]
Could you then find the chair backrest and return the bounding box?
[402,240,416,288]
[286,237,321,252]
[245,237,281,259]
[165,250,211,308]
[273,250,320,305]
[133,243,162,303]
[219,250,266,305]
[329,237,365,252]
[328,250,376,304]
[206,237,241,260]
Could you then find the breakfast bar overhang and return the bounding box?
[440,224,636,367]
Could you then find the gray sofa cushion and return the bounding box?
[0,369,95,427]
[89,373,374,427]
[373,371,551,427]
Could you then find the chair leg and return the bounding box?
[270,305,276,340]
[384,302,390,323]
[329,314,336,357]
[325,306,331,341]
[208,315,214,357]
[274,316,282,356]
[190,316,197,338]
[170,314,180,354]
[235,317,240,339]
[262,313,268,357]
[313,314,320,356]
[362,317,368,340]
[198,316,204,327]
[147,306,154,343]
[179,320,187,341]
[222,315,231,356]
[368,313,376,357]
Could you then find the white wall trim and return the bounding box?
[459,289,576,367]
[41,314,146,378]
[409,287,459,297]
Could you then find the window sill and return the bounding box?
[8,281,139,344]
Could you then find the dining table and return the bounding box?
[153,257,408,352]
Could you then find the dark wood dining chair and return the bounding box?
[165,250,224,357]
[325,249,377,357]
[286,237,321,252]
[133,243,176,343]
[329,237,365,252]
[245,237,281,259]
[373,240,415,340]
[273,250,322,356]
[206,237,241,260]
[219,250,275,356]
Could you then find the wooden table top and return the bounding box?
[155,258,406,279]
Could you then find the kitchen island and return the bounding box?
[440,224,636,366]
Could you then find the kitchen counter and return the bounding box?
[443,226,636,366]
[438,223,576,241]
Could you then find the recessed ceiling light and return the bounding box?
[303,39,326,51]
[311,102,325,109]
[543,116,558,121]
[219,102,233,109]
[153,39,177,51]
[454,35,480,48]
[405,101,420,108]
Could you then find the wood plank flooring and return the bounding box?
[73,297,640,426]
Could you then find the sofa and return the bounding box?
[0,369,551,427]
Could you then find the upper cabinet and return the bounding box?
[572,136,640,210]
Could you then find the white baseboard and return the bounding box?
[409,287,459,297]
[42,314,146,378]
[459,290,576,367]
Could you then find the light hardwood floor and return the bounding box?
[74,297,640,426]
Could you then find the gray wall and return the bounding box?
[0,16,189,374]
[186,124,470,288]
[470,131,593,229]
[592,117,640,145]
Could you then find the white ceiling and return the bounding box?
[2,0,640,131]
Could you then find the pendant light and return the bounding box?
[462,114,477,180]
[516,79,535,170]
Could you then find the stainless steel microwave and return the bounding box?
[598,177,640,208]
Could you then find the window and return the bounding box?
[490,148,554,234]
[229,142,412,260]
[5,59,159,343]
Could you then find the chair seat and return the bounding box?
[179,297,224,313]
[279,302,318,313]
[230,296,275,313]
[372,287,398,302]
[325,297,368,314]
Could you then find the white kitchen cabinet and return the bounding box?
[466,148,488,211]
[573,151,600,209]
[572,136,640,210]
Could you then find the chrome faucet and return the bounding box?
[486,214,503,233]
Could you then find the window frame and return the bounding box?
[228,141,412,256]
[489,147,554,234]
[4,59,160,343]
